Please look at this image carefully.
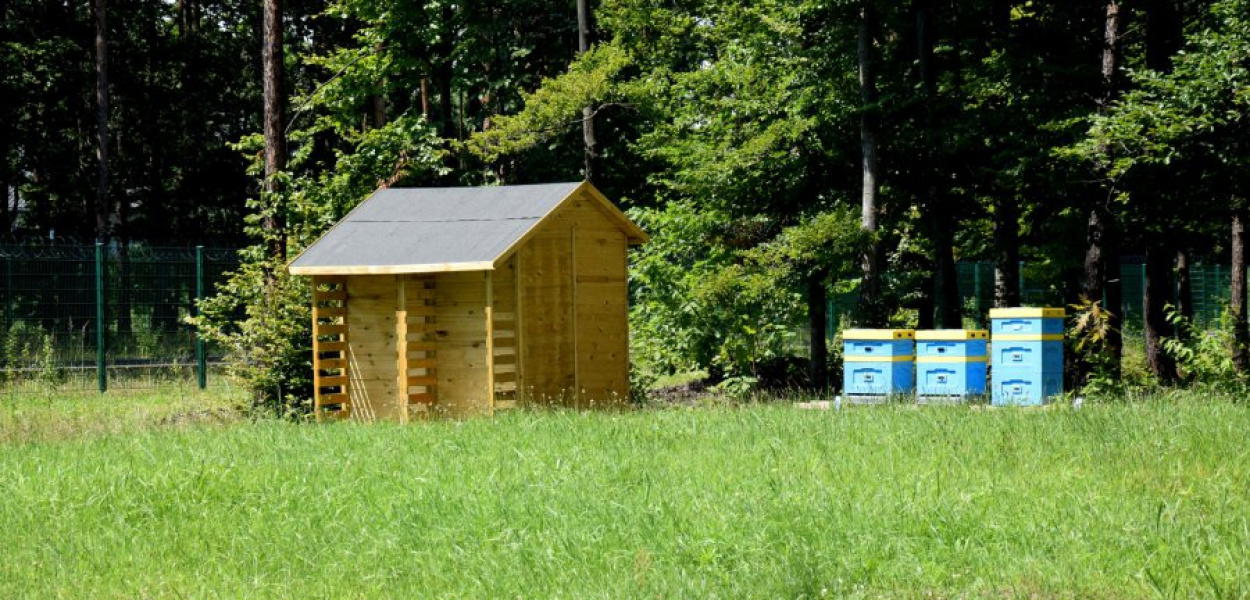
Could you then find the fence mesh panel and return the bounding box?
[0,242,241,394]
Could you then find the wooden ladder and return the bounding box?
[313,276,349,420]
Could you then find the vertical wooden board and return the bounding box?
[434,271,490,417]
[518,227,576,405]
[346,275,403,422]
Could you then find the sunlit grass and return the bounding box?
[0,396,1245,598]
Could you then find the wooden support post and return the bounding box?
[485,270,495,414]
[395,274,409,424]
[514,254,525,404]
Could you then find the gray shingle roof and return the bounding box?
[290,182,621,275]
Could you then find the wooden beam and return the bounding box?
[395,275,409,424]
[485,270,495,414]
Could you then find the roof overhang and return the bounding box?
[288,261,495,276]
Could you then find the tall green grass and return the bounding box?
[1,401,1246,599]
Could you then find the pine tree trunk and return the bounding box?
[577,0,597,181]
[1143,243,1177,384]
[857,0,885,327]
[1086,2,1123,374]
[807,274,828,393]
[262,0,286,266]
[436,5,455,141]
[1231,208,1248,373]
[94,0,109,242]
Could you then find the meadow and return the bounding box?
[0,392,1246,599]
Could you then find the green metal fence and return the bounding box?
[0,242,241,394]
[829,260,1243,336]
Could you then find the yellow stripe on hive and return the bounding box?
[842,329,916,340]
[992,333,1064,341]
[916,329,988,340]
[989,307,1066,319]
[844,355,915,362]
[916,355,988,363]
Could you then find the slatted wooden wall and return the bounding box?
[400,276,438,419]
[312,276,350,419]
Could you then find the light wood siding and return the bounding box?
[517,191,629,405]
[433,271,491,416]
[517,219,576,404]
[345,275,403,421]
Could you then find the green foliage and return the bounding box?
[1068,296,1122,396]
[465,43,633,162]
[1162,304,1248,391]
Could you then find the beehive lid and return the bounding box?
[842,329,915,340]
[989,307,1066,319]
[916,329,988,340]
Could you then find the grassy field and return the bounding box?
[0,394,1246,599]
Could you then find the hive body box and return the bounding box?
[916,330,988,400]
[289,182,648,421]
[843,329,915,400]
[990,308,1065,406]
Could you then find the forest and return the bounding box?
[2,0,1247,401]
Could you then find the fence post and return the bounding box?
[95,242,107,394]
[196,246,206,390]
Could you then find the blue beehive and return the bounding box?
[842,329,915,399]
[916,330,988,400]
[990,308,1065,406]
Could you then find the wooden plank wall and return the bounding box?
[312,276,350,419]
[516,192,630,406]
[517,217,576,405]
[433,271,491,416]
[345,275,403,421]
[570,200,630,405]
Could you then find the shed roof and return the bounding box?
[288,181,647,275]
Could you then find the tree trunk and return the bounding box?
[857,0,885,327]
[436,4,455,141]
[914,0,961,328]
[262,0,286,267]
[807,274,828,393]
[1085,2,1124,373]
[577,0,597,181]
[1232,208,1248,373]
[94,0,109,242]
[1143,242,1178,384]
[1175,247,1192,325]
[994,200,1021,307]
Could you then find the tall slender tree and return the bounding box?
[263,0,287,268]
[577,0,597,181]
[857,0,885,326]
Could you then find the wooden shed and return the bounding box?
[287,181,648,422]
